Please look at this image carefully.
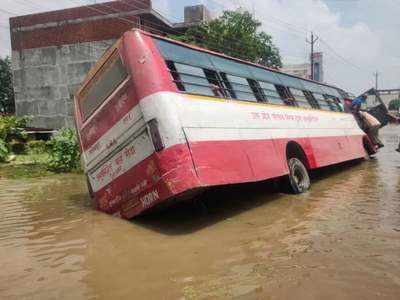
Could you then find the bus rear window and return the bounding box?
[80,52,128,121]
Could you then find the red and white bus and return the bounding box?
[75,29,374,219]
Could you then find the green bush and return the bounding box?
[9,140,26,154]
[0,115,30,142]
[26,140,48,154]
[0,138,9,162]
[47,128,81,172]
[388,98,400,111]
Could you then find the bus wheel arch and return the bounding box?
[284,141,311,194]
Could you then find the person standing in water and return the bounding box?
[351,94,384,148]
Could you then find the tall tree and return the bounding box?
[0,56,15,114]
[171,10,282,68]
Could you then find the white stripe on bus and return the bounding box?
[84,91,363,164]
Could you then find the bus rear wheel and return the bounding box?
[286,157,310,194]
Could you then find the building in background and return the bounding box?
[280,63,311,80]
[311,52,323,82]
[376,89,400,107]
[9,0,211,129]
[281,52,324,82]
[361,88,400,109]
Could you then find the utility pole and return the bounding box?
[374,71,379,103]
[306,32,319,80]
[374,71,379,91]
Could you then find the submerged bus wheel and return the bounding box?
[287,157,310,194]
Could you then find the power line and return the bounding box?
[209,0,369,74]
[5,1,400,92]
[1,0,307,65]
[216,0,377,75]
[68,0,276,62]
[319,37,370,72]
[65,0,363,75]
[0,0,383,76]
[127,0,309,51]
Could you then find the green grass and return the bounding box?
[0,153,54,179]
[14,153,50,165]
[0,163,53,179]
[0,150,84,179]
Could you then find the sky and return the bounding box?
[0,0,399,94]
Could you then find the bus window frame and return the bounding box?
[276,85,296,106]
[203,69,229,98]
[166,60,185,92]
[257,81,286,105]
[312,92,334,111]
[303,90,320,109]
[247,79,266,102]
[324,94,343,112]
[222,73,259,102]
[288,87,313,109]
[168,62,218,97]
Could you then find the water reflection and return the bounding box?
[0,176,92,300]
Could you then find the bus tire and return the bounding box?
[286,157,310,194]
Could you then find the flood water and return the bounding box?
[1,126,400,300]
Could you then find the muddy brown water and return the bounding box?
[1,126,400,300]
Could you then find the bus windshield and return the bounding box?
[79,50,128,121]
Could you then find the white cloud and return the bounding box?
[210,0,400,93]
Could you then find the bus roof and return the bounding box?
[138,29,343,92]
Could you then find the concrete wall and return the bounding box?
[12,40,115,129]
[281,63,311,80]
[184,5,212,23]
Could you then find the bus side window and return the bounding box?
[219,73,236,99]
[173,63,216,97]
[223,73,258,102]
[276,85,296,106]
[204,69,227,98]
[258,81,285,105]
[247,79,265,102]
[304,90,320,109]
[289,88,313,109]
[324,95,343,112]
[312,92,332,111]
[166,61,185,92]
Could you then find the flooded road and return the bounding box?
[1,126,399,300]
